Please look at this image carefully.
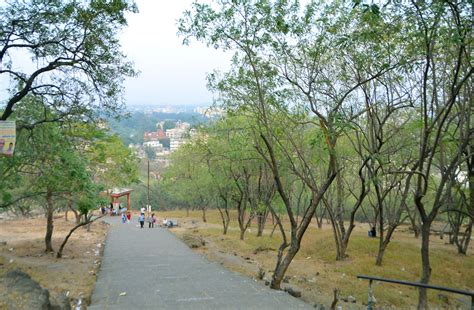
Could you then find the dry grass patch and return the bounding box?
[159,210,473,308]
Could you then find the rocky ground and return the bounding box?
[0,213,108,309]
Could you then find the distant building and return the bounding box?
[143,141,163,149]
[170,138,187,152]
[144,129,166,142]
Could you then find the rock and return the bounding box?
[314,304,326,310]
[347,295,356,303]
[51,291,71,310]
[264,280,270,286]
[438,293,449,304]
[253,246,275,254]
[8,247,13,252]
[3,270,52,309]
[0,241,7,245]
[285,287,302,298]
[119,292,127,296]
[182,234,206,248]
[308,277,317,283]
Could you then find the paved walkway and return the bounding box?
[89,217,311,309]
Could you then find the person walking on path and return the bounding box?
[121,212,127,224]
[148,214,154,228]
[126,211,131,223]
[138,213,145,228]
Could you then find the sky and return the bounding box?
[119,1,231,107]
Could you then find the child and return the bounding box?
[138,213,145,228]
[126,212,131,223]
[121,212,126,224]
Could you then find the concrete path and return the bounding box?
[89,217,311,310]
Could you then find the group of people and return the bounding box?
[101,203,126,216]
[138,212,157,229]
[102,204,175,229]
[121,211,132,224]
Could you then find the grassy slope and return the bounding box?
[158,210,473,308]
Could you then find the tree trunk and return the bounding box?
[418,221,432,309]
[57,214,105,258]
[217,204,230,235]
[270,243,300,289]
[201,207,207,223]
[45,190,54,253]
[57,221,88,258]
[375,225,396,266]
[270,222,278,237]
[257,207,269,237]
[455,221,472,255]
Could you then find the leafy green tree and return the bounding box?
[0,0,137,122]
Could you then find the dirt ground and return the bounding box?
[0,213,108,309]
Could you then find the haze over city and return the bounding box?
[120,0,231,107]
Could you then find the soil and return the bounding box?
[0,213,108,309]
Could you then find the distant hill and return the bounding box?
[107,111,208,145]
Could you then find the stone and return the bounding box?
[437,293,449,304]
[314,304,326,310]
[253,246,275,254]
[0,241,7,245]
[51,291,71,310]
[347,295,356,303]
[285,287,302,298]
[181,234,206,248]
[3,269,52,309]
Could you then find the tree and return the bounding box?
[394,2,472,307]
[179,0,335,289]
[56,193,106,258]
[0,0,137,122]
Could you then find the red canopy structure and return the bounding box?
[110,188,133,211]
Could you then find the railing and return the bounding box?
[357,275,474,310]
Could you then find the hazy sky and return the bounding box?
[120,1,231,107]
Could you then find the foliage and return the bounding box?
[0,0,138,122]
